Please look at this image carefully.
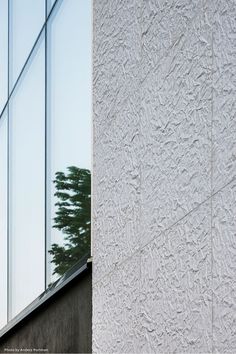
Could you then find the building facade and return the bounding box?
[93,0,236,353]
[0,0,236,353]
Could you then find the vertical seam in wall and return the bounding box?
[138,0,143,349]
[210,7,214,354]
[90,0,94,260]
[91,10,94,349]
[45,0,48,292]
[7,0,10,323]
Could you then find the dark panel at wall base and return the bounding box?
[0,269,92,354]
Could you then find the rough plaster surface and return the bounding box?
[93,253,140,354]
[212,182,236,353]
[93,0,141,281]
[141,0,208,79]
[141,3,212,246]
[93,0,236,353]
[139,201,212,353]
[212,0,236,192]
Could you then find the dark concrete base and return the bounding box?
[0,267,92,354]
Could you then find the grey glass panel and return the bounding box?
[0,0,8,113]
[9,0,45,89]
[0,112,8,329]
[9,37,45,319]
[48,0,92,284]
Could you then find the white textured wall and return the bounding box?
[93,1,236,353]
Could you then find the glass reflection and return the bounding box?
[0,0,8,113]
[47,0,57,15]
[9,0,45,89]
[0,0,92,332]
[48,0,92,283]
[49,167,91,277]
[0,112,8,329]
[9,36,45,319]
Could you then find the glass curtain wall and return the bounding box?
[9,36,45,319]
[47,0,56,14]
[0,0,91,329]
[47,0,92,284]
[0,113,8,329]
[9,0,45,89]
[0,0,8,113]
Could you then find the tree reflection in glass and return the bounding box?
[49,166,91,277]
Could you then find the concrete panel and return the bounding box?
[212,1,236,192]
[0,270,92,354]
[93,0,142,281]
[141,0,206,79]
[140,201,212,353]
[93,253,140,354]
[93,0,141,136]
[212,181,236,353]
[93,99,141,281]
[141,5,212,246]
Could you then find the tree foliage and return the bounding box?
[49,166,91,276]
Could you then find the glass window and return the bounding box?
[0,112,8,328]
[47,0,92,284]
[9,36,45,319]
[9,0,45,89]
[0,0,8,113]
[0,0,92,331]
[47,0,56,15]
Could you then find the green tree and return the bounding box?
[49,166,91,276]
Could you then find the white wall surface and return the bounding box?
[93,0,236,353]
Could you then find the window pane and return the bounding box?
[48,0,92,283]
[9,37,45,318]
[9,0,45,89]
[0,112,8,329]
[47,0,56,15]
[0,0,8,112]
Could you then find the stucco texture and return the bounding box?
[93,0,236,353]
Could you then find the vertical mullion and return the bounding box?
[45,0,48,291]
[7,0,10,323]
[45,0,52,288]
